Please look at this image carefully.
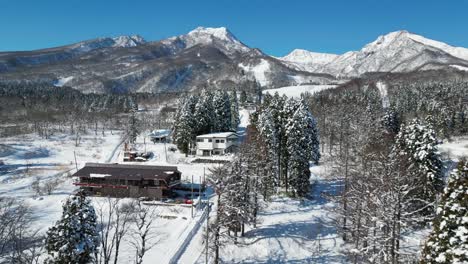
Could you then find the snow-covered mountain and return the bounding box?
[0,27,332,93]
[1,28,468,93]
[279,30,468,77]
[278,49,338,72]
[161,27,251,56]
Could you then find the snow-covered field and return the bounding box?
[1,107,463,263]
[263,84,336,98]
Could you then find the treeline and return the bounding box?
[0,82,138,114]
[251,93,320,197]
[172,89,240,154]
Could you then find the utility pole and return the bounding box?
[73,151,78,171]
[199,175,202,210]
[205,203,210,264]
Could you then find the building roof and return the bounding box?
[148,129,171,138]
[73,163,180,181]
[196,132,238,138]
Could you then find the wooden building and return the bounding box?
[73,163,181,199]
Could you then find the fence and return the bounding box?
[168,203,210,264]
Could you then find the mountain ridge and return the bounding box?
[1,28,467,93]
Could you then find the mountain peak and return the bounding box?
[187,27,238,44]
[177,26,250,54]
[112,35,146,47]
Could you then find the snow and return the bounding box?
[263,84,336,98]
[54,76,74,87]
[196,132,236,138]
[238,59,271,86]
[181,26,250,54]
[179,161,346,263]
[407,32,468,61]
[280,49,338,64]
[89,173,111,178]
[450,64,468,72]
[278,49,339,72]
[439,136,468,161]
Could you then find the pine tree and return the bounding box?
[381,106,401,136]
[229,91,240,131]
[213,90,232,132]
[285,103,312,197]
[239,90,247,107]
[420,160,468,264]
[193,89,214,135]
[45,191,99,264]
[257,110,280,186]
[172,96,197,155]
[393,118,444,215]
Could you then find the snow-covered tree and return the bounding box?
[213,90,232,132]
[285,103,317,197]
[193,89,214,135]
[45,191,99,264]
[257,110,280,186]
[172,96,197,155]
[393,118,444,215]
[420,160,468,264]
[381,106,401,135]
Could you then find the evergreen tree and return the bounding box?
[285,103,313,197]
[393,118,444,215]
[45,191,99,264]
[193,89,214,135]
[420,160,468,264]
[229,90,240,131]
[213,90,232,132]
[381,106,401,136]
[239,90,248,106]
[172,96,197,155]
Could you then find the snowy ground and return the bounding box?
[439,135,468,161]
[178,161,346,264]
[263,85,336,98]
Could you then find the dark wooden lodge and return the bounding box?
[73,163,181,199]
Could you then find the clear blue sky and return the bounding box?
[1,0,467,56]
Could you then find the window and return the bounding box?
[220,140,225,143]
[196,139,203,142]
[208,139,212,142]
[215,139,220,143]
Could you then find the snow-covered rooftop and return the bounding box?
[148,129,171,138]
[196,132,237,138]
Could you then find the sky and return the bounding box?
[1,0,468,56]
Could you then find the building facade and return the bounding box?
[73,163,181,199]
[195,132,239,156]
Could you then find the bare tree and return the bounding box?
[0,198,44,263]
[94,198,134,264]
[130,200,158,264]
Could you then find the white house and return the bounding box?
[195,132,239,156]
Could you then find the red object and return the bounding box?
[184,199,193,204]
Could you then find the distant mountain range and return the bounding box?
[1,27,468,93]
